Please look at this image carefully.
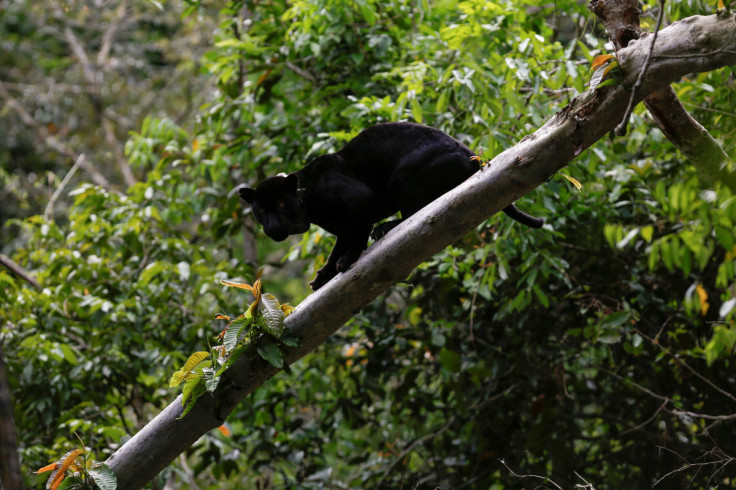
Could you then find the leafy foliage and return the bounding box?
[169,277,296,417]
[2,0,735,488]
[35,445,116,490]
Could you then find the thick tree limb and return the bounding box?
[0,344,24,490]
[105,13,736,489]
[591,0,735,191]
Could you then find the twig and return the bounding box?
[64,13,137,187]
[615,0,666,136]
[498,459,564,490]
[620,398,669,436]
[377,415,457,486]
[634,327,736,404]
[45,153,85,221]
[0,254,41,290]
[574,470,597,489]
[604,368,736,424]
[652,446,735,487]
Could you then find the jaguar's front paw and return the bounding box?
[309,267,336,291]
[336,252,360,273]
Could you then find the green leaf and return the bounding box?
[223,317,250,352]
[88,464,117,490]
[258,293,285,337]
[601,310,630,330]
[410,98,423,124]
[715,225,734,250]
[438,348,461,373]
[182,376,206,407]
[641,225,654,243]
[257,341,284,368]
[216,342,250,377]
[279,330,301,348]
[170,352,210,387]
[532,284,549,308]
[704,325,736,366]
[203,367,220,393]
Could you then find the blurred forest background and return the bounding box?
[1,0,735,488]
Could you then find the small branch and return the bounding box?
[0,254,40,290]
[97,0,128,66]
[620,398,669,436]
[615,0,666,136]
[499,459,564,490]
[381,416,456,482]
[634,327,736,405]
[652,446,735,488]
[0,81,114,191]
[65,12,137,187]
[45,153,86,221]
[285,61,317,84]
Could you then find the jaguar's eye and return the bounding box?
[278,201,285,208]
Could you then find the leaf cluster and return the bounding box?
[169,277,298,417]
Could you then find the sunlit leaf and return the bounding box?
[169,352,209,387]
[557,171,582,191]
[220,279,253,291]
[47,449,84,490]
[36,462,59,474]
[696,284,709,316]
[704,325,736,366]
[591,54,615,71]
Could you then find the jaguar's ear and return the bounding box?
[238,187,256,204]
[283,173,300,193]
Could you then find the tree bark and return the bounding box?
[105,12,736,489]
[591,0,735,191]
[0,344,24,490]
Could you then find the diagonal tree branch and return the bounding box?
[591,0,735,191]
[105,12,736,489]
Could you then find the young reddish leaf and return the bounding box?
[217,423,232,437]
[36,462,59,474]
[47,448,84,490]
[696,284,710,316]
[214,313,231,321]
[591,54,615,71]
[220,280,253,291]
[280,303,294,316]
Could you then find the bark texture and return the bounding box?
[591,0,735,191]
